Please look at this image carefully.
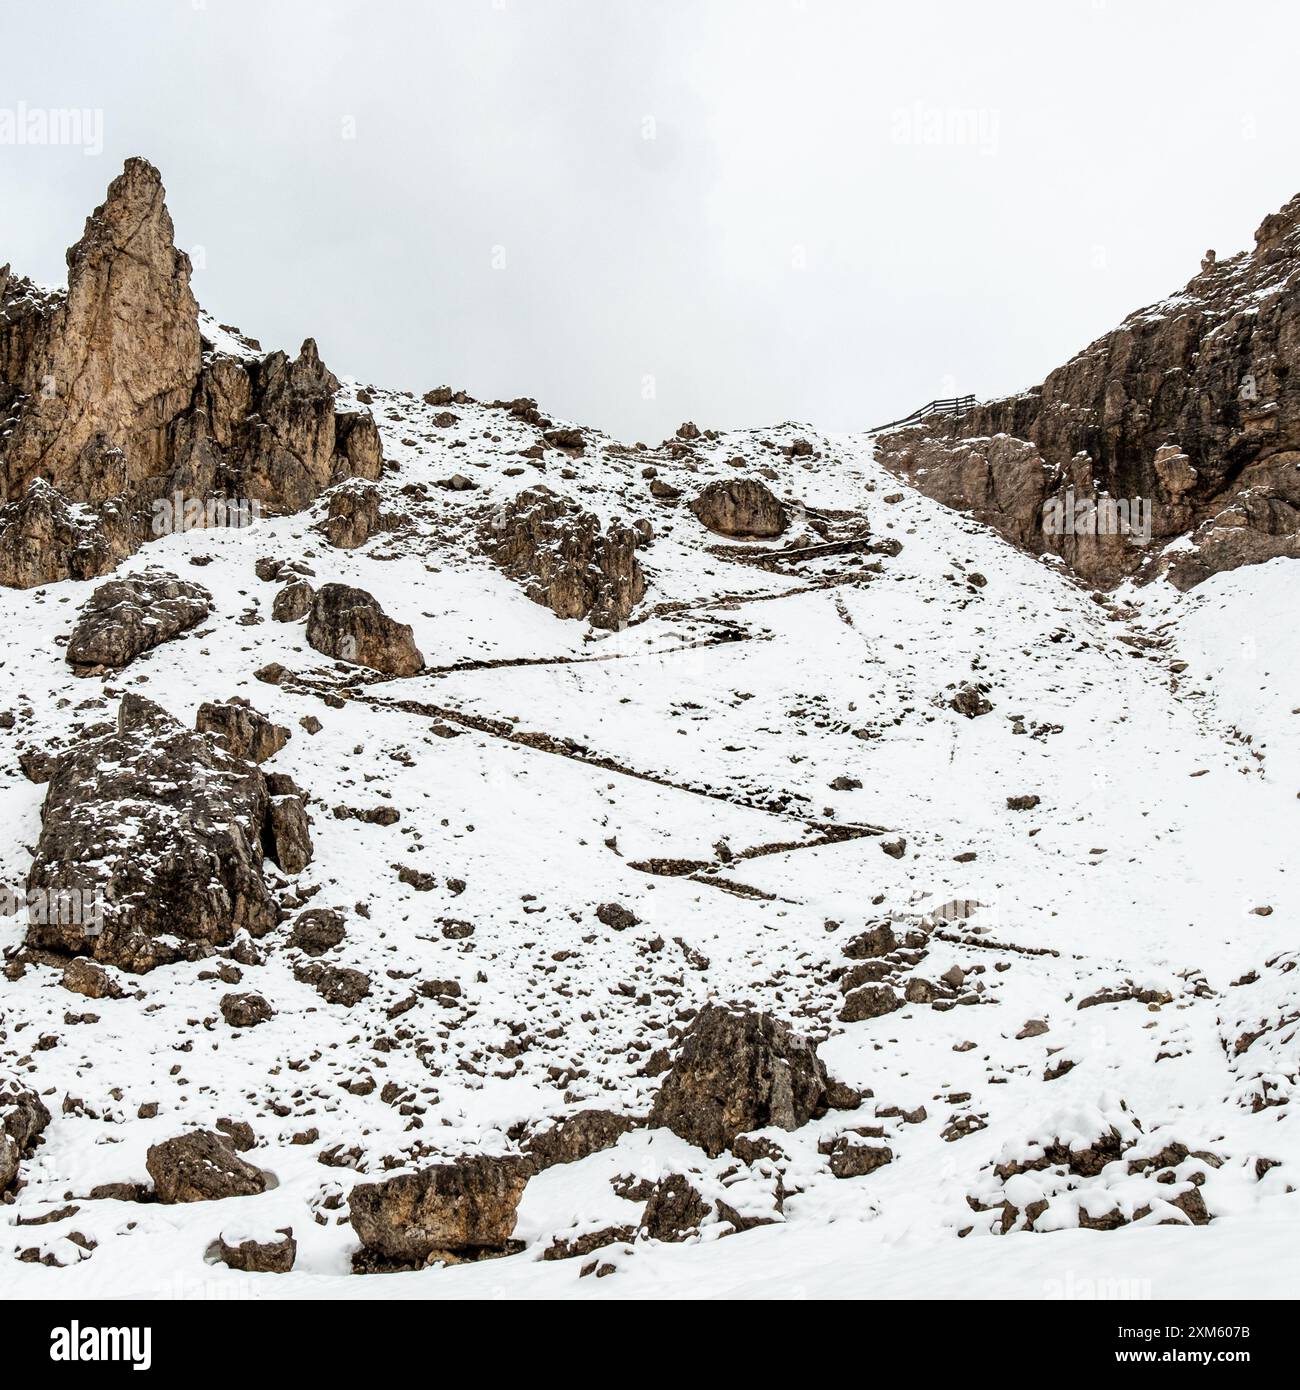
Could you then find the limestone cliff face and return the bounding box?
[165,338,382,518]
[1,157,201,500]
[876,191,1300,589]
[0,158,382,587]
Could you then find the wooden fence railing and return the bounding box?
[867,394,976,434]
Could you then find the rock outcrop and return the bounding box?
[0,479,136,588]
[166,339,382,520]
[304,582,424,675]
[0,157,383,587]
[322,480,383,549]
[1,157,201,500]
[146,1130,267,1203]
[481,485,646,629]
[648,1003,853,1158]
[64,569,211,673]
[1,1079,51,1195]
[965,1105,1217,1235]
[25,693,308,972]
[689,478,789,539]
[876,189,1300,589]
[195,698,290,764]
[348,1156,529,1268]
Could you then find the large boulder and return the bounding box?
[0,1079,52,1195]
[481,485,646,629]
[689,478,788,539]
[348,1156,529,1267]
[648,1003,845,1157]
[65,569,211,673]
[24,694,305,972]
[146,1130,267,1203]
[305,582,424,675]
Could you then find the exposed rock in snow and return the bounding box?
[480,484,647,629]
[24,693,297,971]
[195,697,290,763]
[215,1227,296,1272]
[304,581,424,675]
[0,1080,51,1195]
[271,577,314,622]
[689,477,789,539]
[649,1003,852,1157]
[0,479,136,589]
[146,1129,268,1203]
[65,569,211,673]
[877,188,1300,590]
[348,1156,530,1267]
[321,480,384,550]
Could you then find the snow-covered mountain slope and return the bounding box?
[1,381,1297,1298]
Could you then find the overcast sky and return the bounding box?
[3,0,1298,441]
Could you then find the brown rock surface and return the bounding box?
[305,582,424,675]
[689,478,789,539]
[65,569,211,673]
[0,479,136,588]
[216,1228,296,1272]
[876,189,1300,589]
[648,1003,843,1157]
[146,1130,267,1203]
[0,158,383,586]
[481,485,646,629]
[639,1173,711,1241]
[195,698,290,763]
[1,158,200,501]
[25,694,300,972]
[348,1156,529,1265]
[839,984,904,1023]
[271,577,314,621]
[0,1079,51,1195]
[525,1110,636,1171]
[321,480,383,549]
